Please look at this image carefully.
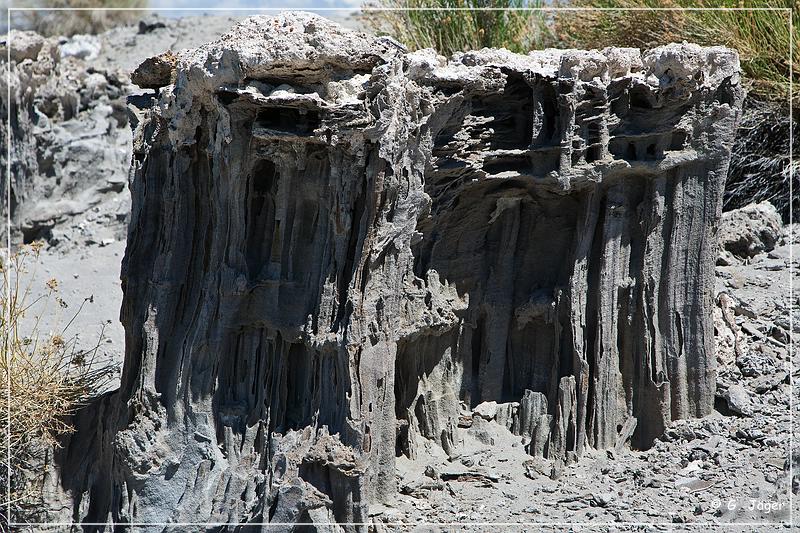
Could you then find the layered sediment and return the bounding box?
[52,12,744,530]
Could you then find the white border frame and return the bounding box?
[3,4,794,531]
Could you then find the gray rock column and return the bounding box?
[52,13,743,530]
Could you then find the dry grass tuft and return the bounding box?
[554,0,798,105]
[0,243,110,524]
[18,0,148,37]
[362,0,554,57]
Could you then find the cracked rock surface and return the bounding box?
[23,12,756,530]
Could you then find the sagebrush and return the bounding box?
[0,243,109,524]
[724,97,798,221]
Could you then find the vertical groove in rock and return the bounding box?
[50,13,744,529]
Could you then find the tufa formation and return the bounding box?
[51,13,744,530]
[1,31,132,246]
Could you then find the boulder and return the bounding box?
[3,30,47,62]
[721,384,752,416]
[473,401,499,420]
[719,201,783,259]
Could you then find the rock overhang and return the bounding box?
[136,13,742,196]
[156,13,740,90]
